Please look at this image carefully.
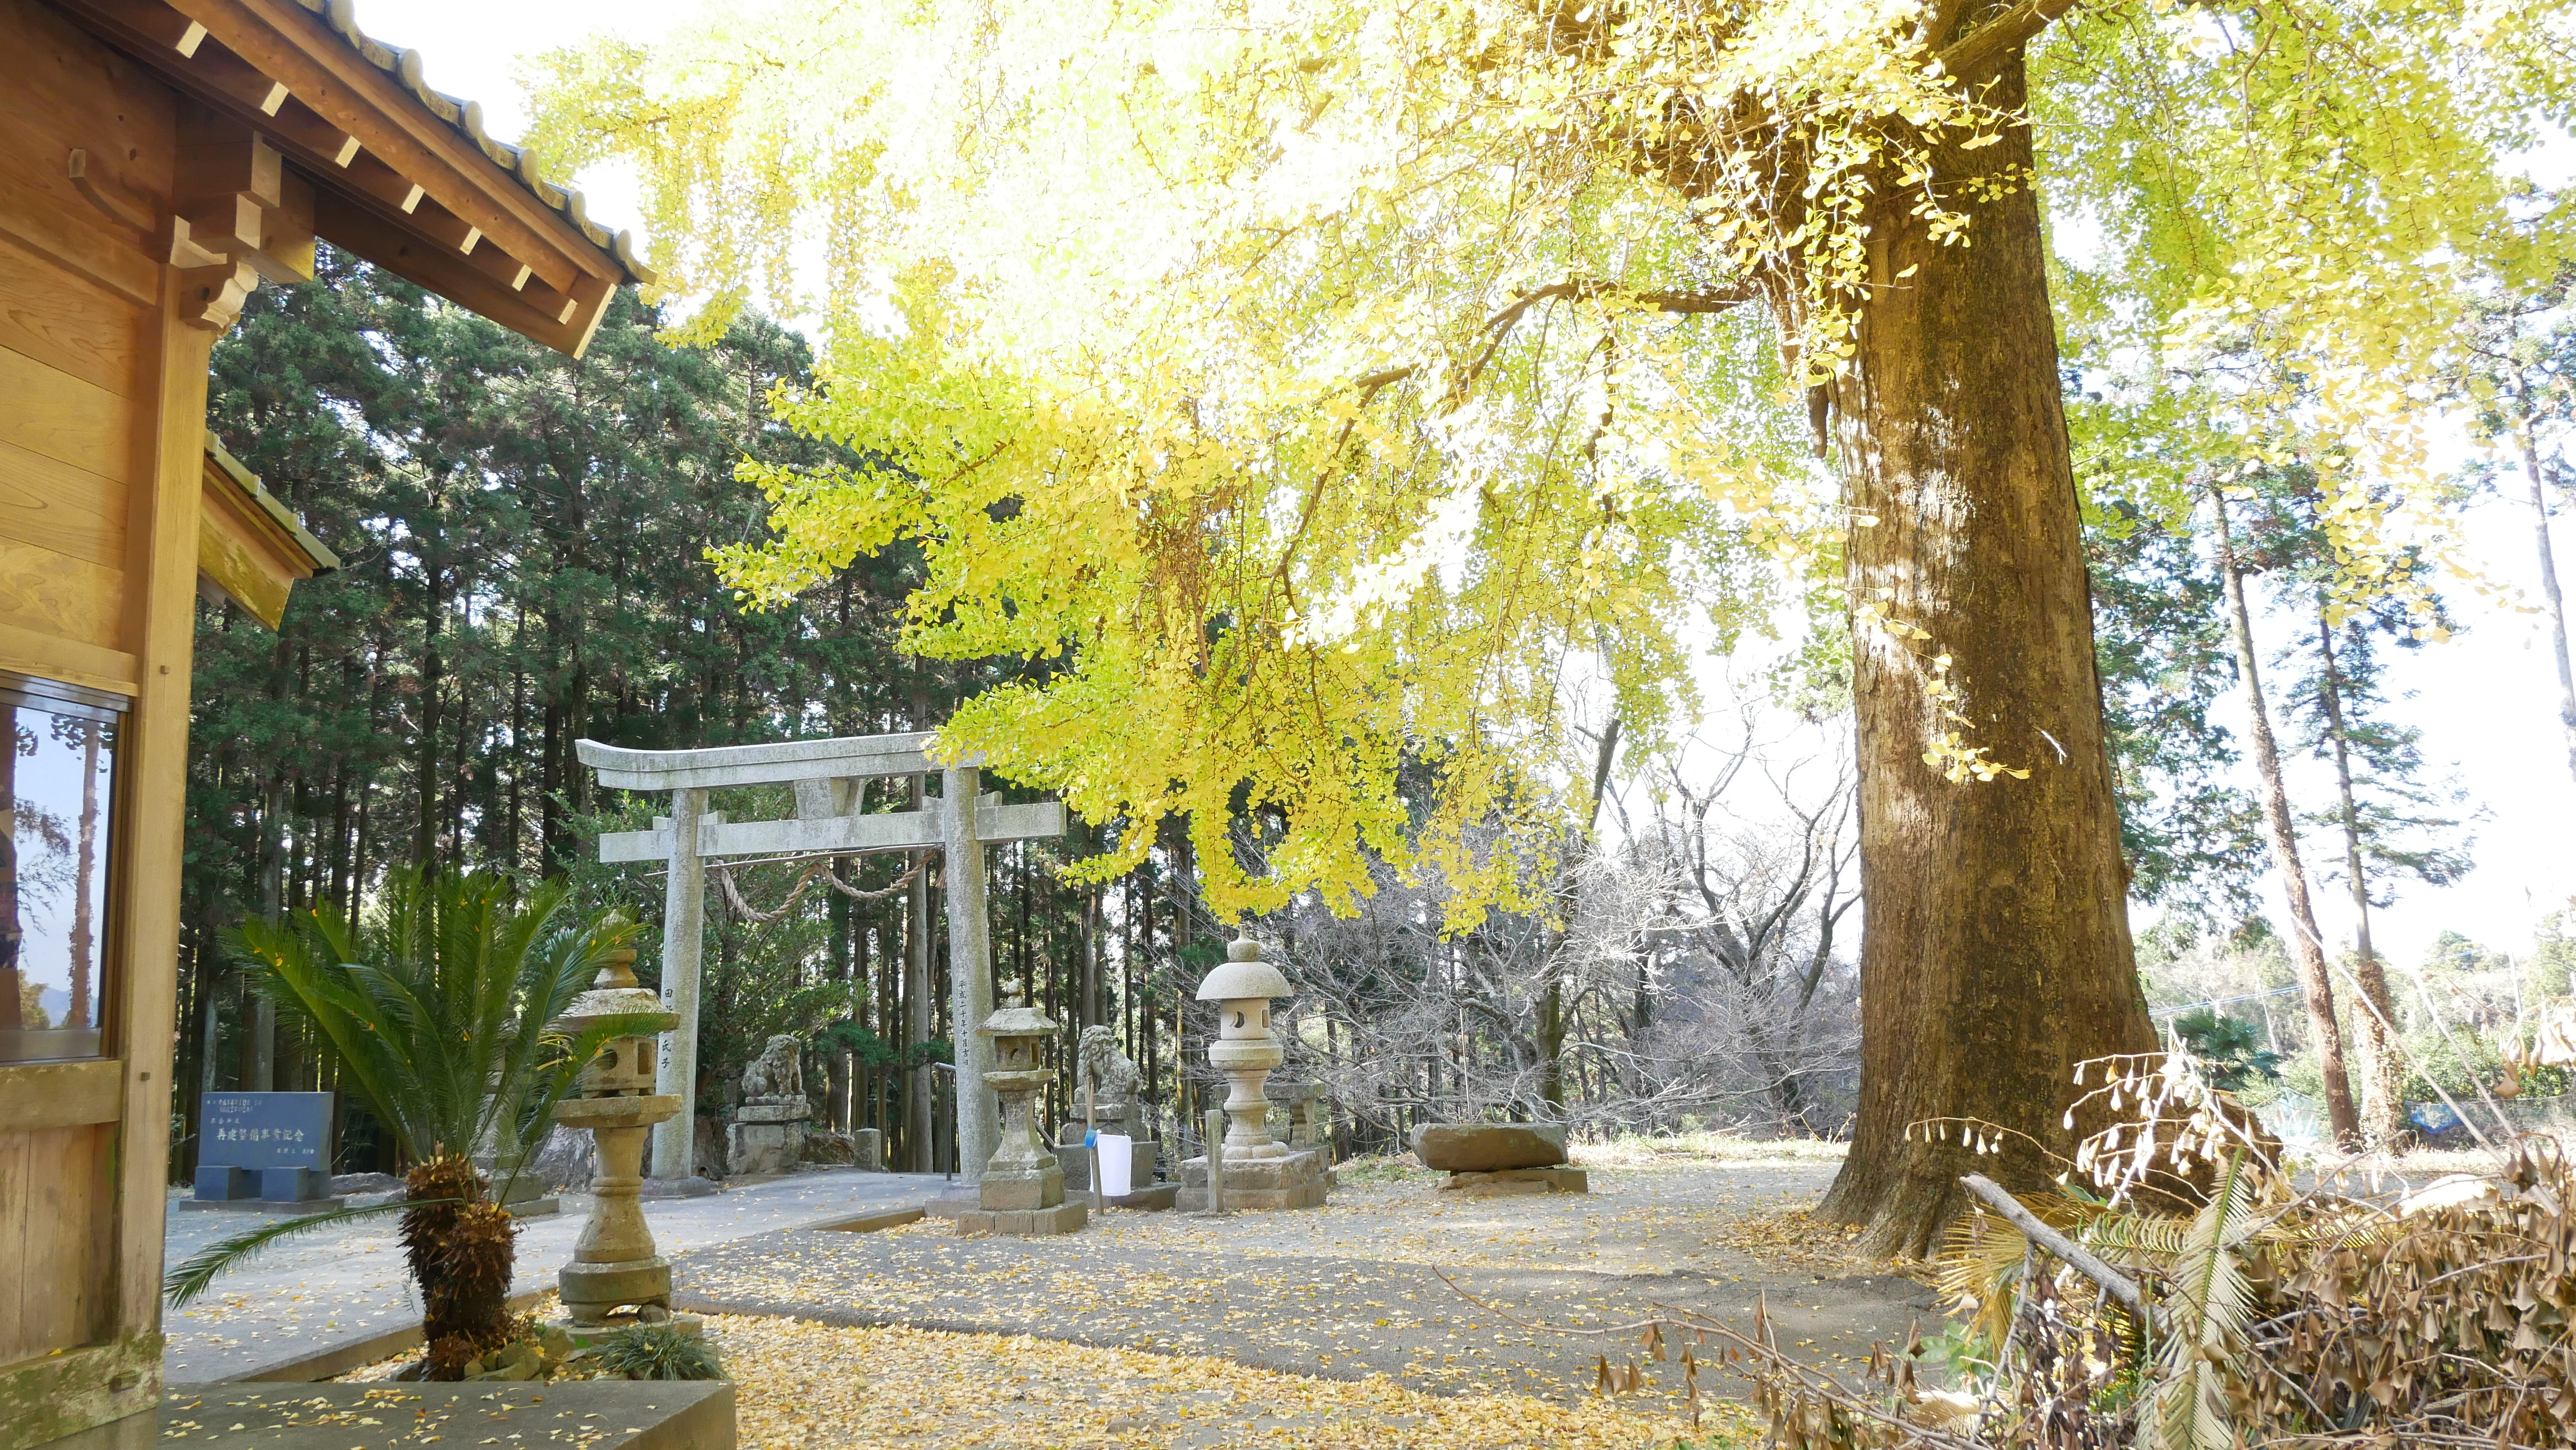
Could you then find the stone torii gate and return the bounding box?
[574,732,1064,1182]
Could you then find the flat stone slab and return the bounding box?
[52,1382,733,1449]
[922,1186,980,1220]
[1103,1183,1179,1210]
[1440,1167,1589,1196]
[1411,1122,1567,1172]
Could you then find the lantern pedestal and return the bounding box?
[554,1093,682,1323]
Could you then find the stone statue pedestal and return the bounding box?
[1057,1118,1159,1194]
[727,1097,810,1177]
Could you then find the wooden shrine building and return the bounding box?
[0,2,649,1444]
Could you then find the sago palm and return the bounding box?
[169,868,660,1375]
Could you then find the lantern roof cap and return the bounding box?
[978,1005,1058,1037]
[1197,938,1290,1001]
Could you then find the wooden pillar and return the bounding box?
[102,269,223,1434]
[942,766,997,1183]
[652,787,707,1176]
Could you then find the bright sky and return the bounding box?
[358,0,2575,971]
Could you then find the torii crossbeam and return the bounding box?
[576,733,1065,1182]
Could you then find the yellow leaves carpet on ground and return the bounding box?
[714,1314,1755,1449]
[1707,1209,1936,1286]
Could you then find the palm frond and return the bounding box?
[2141,1149,2256,1450]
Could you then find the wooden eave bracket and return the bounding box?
[45,0,638,357]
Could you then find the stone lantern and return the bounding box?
[955,1004,1088,1236]
[550,946,692,1331]
[1178,938,1328,1210]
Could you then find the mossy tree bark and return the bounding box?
[1801,54,2161,1256]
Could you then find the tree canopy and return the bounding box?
[527,0,2572,920]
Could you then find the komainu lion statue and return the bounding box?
[740,1033,805,1103]
[1075,1025,1142,1121]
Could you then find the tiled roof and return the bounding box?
[290,0,654,285]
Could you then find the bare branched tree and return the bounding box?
[1236,709,1863,1150]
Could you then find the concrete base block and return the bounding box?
[1438,1166,1589,1196]
[954,1199,1089,1236]
[1176,1148,1329,1212]
[979,1165,1063,1212]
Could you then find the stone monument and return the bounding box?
[727,1034,812,1177]
[1411,1121,1588,1195]
[187,1091,342,1213]
[956,1005,1088,1236]
[1058,1025,1169,1205]
[550,946,697,1333]
[1176,938,1328,1212]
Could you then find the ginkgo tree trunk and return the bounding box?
[1778,56,2158,1251]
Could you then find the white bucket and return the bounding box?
[1097,1132,1133,1197]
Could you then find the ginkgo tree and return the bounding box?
[530,0,2572,1249]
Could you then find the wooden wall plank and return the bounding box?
[0,1061,123,1133]
[0,241,146,398]
[0,437,129,570]
[0,534,129,651]
[0,168,161,311]
[0,1131,24,1366]
[0,343,138,484]
[0,1125,112,1367]
[0,618,140,697]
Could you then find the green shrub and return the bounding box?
[2400,1029,2570,1103]
[590,1324,724,1381]
[2172,1010,2282,1093]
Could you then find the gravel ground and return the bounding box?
[668,1150,1937,1406]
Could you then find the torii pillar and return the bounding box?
[941,763,999,1185]
[576,735,1059,1182]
